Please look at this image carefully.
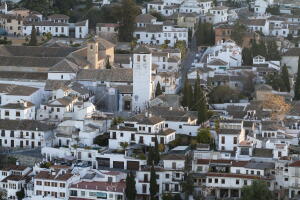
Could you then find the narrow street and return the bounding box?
[177,34,201,93]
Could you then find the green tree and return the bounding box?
[266,40,280,60]
[125,171,137,200]
[153,137,160,165]
[112,117,124,126]
[118,0,140,42]
[231,22,247,46]
[155,82,163,97]
[266,73,286,91]
[175,40,187,58]
[208,85,241,103]
[29,25,38,46]
[294,58,300,100]
[162,193,173,200]
[241,180,273,200]
[266,5,280,15]
[150,165,159,200]
[150,11,165,21]
[195,22,214,46]
[196,128,211,144]
[242,48,253,65]
[182,78,193,109]
[282,64,290,92]
[197,84,208,124]
[16,187,25,200]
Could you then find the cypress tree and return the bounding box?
[29,25,37,46]
[147,147,154,165]
[150,165,159,200]
[155,82,163,97]
[242,48,253,65]
[281,64,290,92]
[192,73,200,111]
[182,78,193,109]
[294,58,300,100]
[125,171,137,200]
[153,136,160,165]
[197,85,208,124]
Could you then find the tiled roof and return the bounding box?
[49,59,81,73]
[283,48,300,57]
[0,119,53,131]
[218,128,241,135]
[0,71,47,81]
[70,181,125,192]
[48,14,70,19]
[126,114,164,125]
[35,170,74,181]
[76,69,133,82]
[0,101,34,109]
[0,84,39,96]
[135,14,156,23]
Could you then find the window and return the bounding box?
[60,183,66,187]
[236,179,240,184]
[221,179,225,184]
[10,131,14,137]
[36,181,42,185]
[221,136,225,144]
[137,55,140,62]
[244,180,247,185]
[44,182,50,186]
[60,192,65,197]
[61,75,63,79]
[57,108,60,112]
[142,184,147,193]
[16,111,20,117]
[214,179,218,183]
[233,137,237,144]
[179,125,182,129]
[70,190,77,196]
[236,169,240,174]
[257,171,260,175]
[285,178,288,181]
[5,111,9,116]
[1,130,5,137]
[208,178,212,183]
[165,174,169,178]
[51,182,57,187]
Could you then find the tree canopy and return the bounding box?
[208,85,242,104]
[195,22,215,46]
[196,128,212,144]
[125,171,137,200]
[150,165,159,200]
[295,58,300,100]
[241,180,273,200]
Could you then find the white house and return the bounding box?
[0,100,35,120]
[75,20,89,39]
[133,17,188,47]
[0,165,32,200]
[33,168,80,199]
[109,113,176,149]
[0,119,53,148]
[244,19,270,35]
[203,6,229,24]
[206,40,242,67]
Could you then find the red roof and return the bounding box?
[35,170,74,181]
[289,160,300,167]
[70,181,126,193]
